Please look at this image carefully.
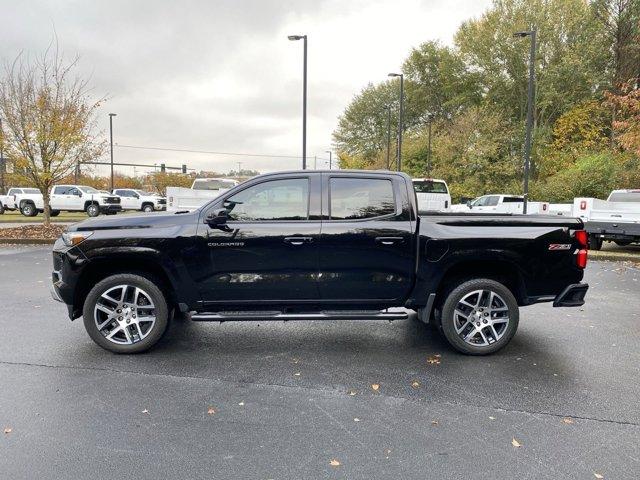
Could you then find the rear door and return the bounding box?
[317,174,415,302]
[50,186,70,210]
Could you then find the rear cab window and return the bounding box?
[608,191,640,202]
[329,177,395,220]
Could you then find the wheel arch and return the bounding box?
[72,255,180,318]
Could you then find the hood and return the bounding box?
[69,211,197,232]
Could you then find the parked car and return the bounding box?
[573,189,640,250]
[0,187,44,216]
[412,178,451,212]
[166,177,239,212]
[49,185,122,217]
[453,194,549,214]
[112,188,166,212]
[51,170,588,355]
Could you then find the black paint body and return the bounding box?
[52,171,586,319]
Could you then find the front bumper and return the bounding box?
[99,205,122,213]
[553,283,589,307]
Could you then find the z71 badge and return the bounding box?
[548,244,571,250]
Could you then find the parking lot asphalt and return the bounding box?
[0,246,638,479]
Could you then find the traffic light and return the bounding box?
[160,163,166,172]
[182,164,187,174]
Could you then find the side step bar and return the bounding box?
[191,310,409,322]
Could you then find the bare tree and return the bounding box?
[0,45,104,225]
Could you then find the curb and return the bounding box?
[589,251,640,264]
[0,238,55,245]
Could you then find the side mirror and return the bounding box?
[466,200,472,208]
[133,194,140,199]
[205,208,229,227]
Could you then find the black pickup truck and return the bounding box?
[51,170,589,355]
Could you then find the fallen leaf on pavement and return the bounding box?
[489,416,496,420]
[411,381,420,388]
[427,356,441,365]
[141,409,149,414]
[238,402,245,406]
[371,384,380,391]
[329,459,340,467]
[561,417,574,424]
[511,438,522,448]
[354,418,360,422]
[431,420,438,426]
[293,372,301,376]
[593,473,603,479]
[3,428,11,434]
[207,407,216,415]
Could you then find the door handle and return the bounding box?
[284,236,313,246]
[375,236,404,246]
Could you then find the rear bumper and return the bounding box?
[99,205,122,213]
[585,221,640,240]
[553,283,589,307]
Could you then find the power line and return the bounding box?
[114,143,329,161]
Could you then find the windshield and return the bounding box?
[193,179,237,190]
[135,190,155,196]
[23,188,41,194]
[79,186,99,194]
[608,191,640,202]
[413,180,448,194]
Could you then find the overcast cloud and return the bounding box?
[1,0,491,175]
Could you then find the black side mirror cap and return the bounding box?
[205,208,229,227]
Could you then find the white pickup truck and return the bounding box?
[412,178,451,212]
[166,178,239,213]
[451,194,549,214]
[573,189,640,250]
[49,185,122,217]
[0,187,44,216]
[112,188,166,212]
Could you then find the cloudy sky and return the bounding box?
[1,0,491,175]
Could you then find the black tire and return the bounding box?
[49,208,60,217]
[588,234,602,251]
[20,202,38,217]
[440,278,519,355]
[614,240,632,247]
[82,273,169,354]
[86,203,100,217]
[142,203,154,213]
[0,202,4,215]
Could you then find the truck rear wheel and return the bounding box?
[588,234,602,251]
[439,278,519,355]
[20,202,38,217]
[82,273,169,354]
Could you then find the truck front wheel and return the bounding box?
[82,273,169,354]
[142,203,154,213]
[439,278,519,355]
[86,203,100,217]
[20,202,38,217]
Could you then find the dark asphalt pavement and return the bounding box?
[0,246,639,479]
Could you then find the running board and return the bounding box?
[190,310,409,322]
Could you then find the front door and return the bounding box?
[192,174,321,306]
[317,174,415,302]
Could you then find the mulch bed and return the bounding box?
[0,224,66,241]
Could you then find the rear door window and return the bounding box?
[329,178,395,220]
[54,186,69,195]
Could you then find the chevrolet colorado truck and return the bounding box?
[51,170,589,355]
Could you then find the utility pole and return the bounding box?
[514,28,537,214]
[427,114,433,175]
[109,113,117,191]
[288,34,308,169]
[237,162,242,175]
[314,155,317,169]
[388,73,404,171]
[325,150,332,170]
[0,117,5,195]
[385,105,392,170]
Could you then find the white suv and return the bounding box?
[112,189,166,212]
[49,185,122,217]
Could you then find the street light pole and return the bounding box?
[514,28,537,214]
[108,113,117,191]
[385,105,392,170]
[0,117,5,195]
[325,150,332,170]
[388,73,404,171]
[288,34,307,170]
[427,114,433,175]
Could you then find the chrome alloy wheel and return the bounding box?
[453,289,510,347]
[94,284,156,345]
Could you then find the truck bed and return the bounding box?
[419,212,583,228]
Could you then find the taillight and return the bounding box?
[576,249,588,268]
[575,230,588,248]
[579,200,587,210]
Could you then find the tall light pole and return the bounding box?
[385,105,392,170]
[426,113,433,175]
[514,28,536,214]
[0,117,5,195]
[388,73,404,171]
[108,113,117,191]
[288,34,307,170]
[325,150,332,169]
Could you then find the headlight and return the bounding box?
[62,231,94,247]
